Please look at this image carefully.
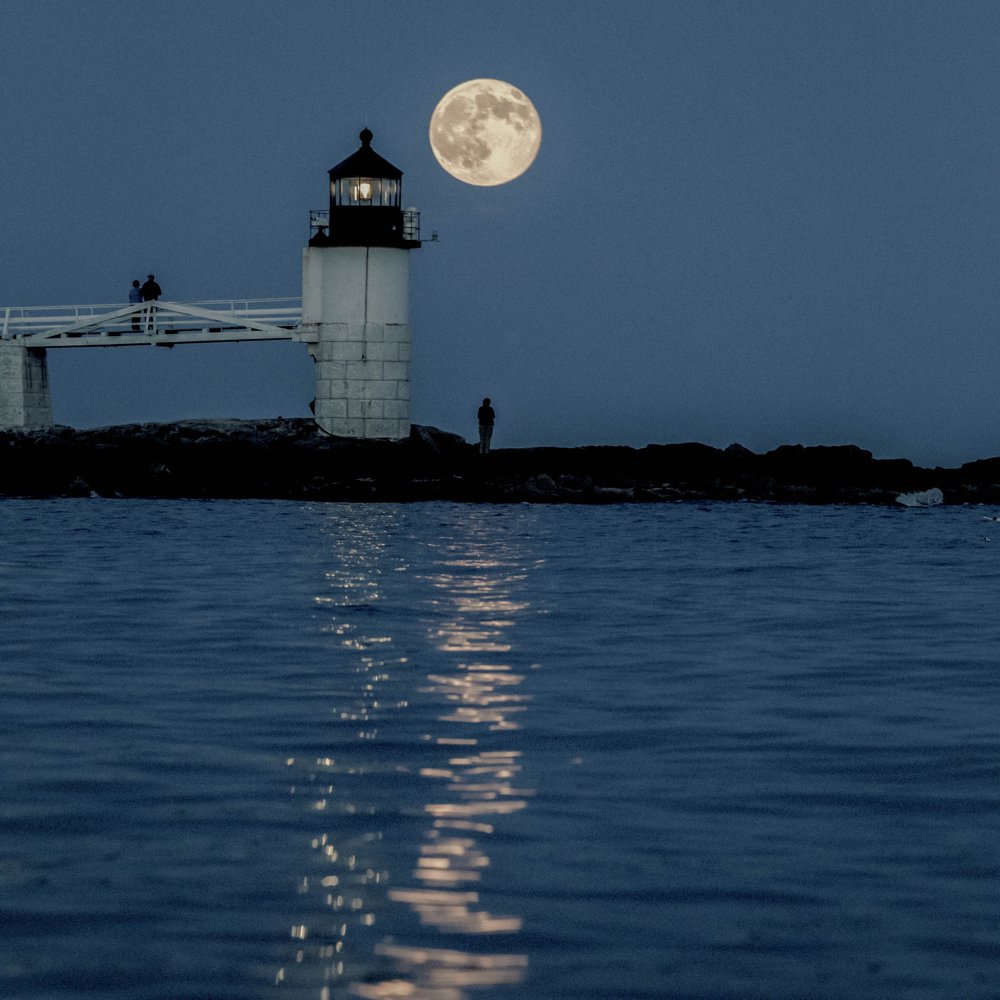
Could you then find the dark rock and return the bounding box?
[957,457,1000,483]
[0,418,991,504]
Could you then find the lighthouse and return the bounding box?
[302,128,421,439]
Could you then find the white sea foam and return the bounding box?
[896,486,944,507]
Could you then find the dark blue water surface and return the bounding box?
[2,499,1000,999]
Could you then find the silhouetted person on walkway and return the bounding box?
[128,279,142,331]
[140,274,162,332]
[477,397,495,454]
[140,274,161,301]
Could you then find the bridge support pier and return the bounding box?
[0,343,53,428]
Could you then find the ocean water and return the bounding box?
[2,499,1000,1000]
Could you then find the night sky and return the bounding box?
[2,0,999,467]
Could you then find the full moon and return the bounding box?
[429,79,541,186]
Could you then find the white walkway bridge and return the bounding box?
[1,297,311,348]
[0,263,413,440]
[0,296,322,429]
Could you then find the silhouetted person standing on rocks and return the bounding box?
[477,397,495,454]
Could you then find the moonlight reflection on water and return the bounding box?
[282,511,534,999]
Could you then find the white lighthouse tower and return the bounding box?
[302,129,421,439]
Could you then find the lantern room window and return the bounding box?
[331,176,401,208]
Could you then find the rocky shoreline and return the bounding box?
[1,418,998,505]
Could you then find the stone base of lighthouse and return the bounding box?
[0,343,53,428]
[303,245,412,440]
[311,321,411,438]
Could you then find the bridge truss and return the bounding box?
[0,298,310,348]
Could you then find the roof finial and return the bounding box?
[359,127,373,146]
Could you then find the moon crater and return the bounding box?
[430,79,541,186]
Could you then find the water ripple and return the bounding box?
[3,501,1000,998]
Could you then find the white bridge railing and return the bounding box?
[1,297,303,341]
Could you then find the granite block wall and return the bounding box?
[312,321,411,439]
[0,344,53,427]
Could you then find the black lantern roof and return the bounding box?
[328,128,403,181]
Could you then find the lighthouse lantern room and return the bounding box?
[302,129,422,440]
